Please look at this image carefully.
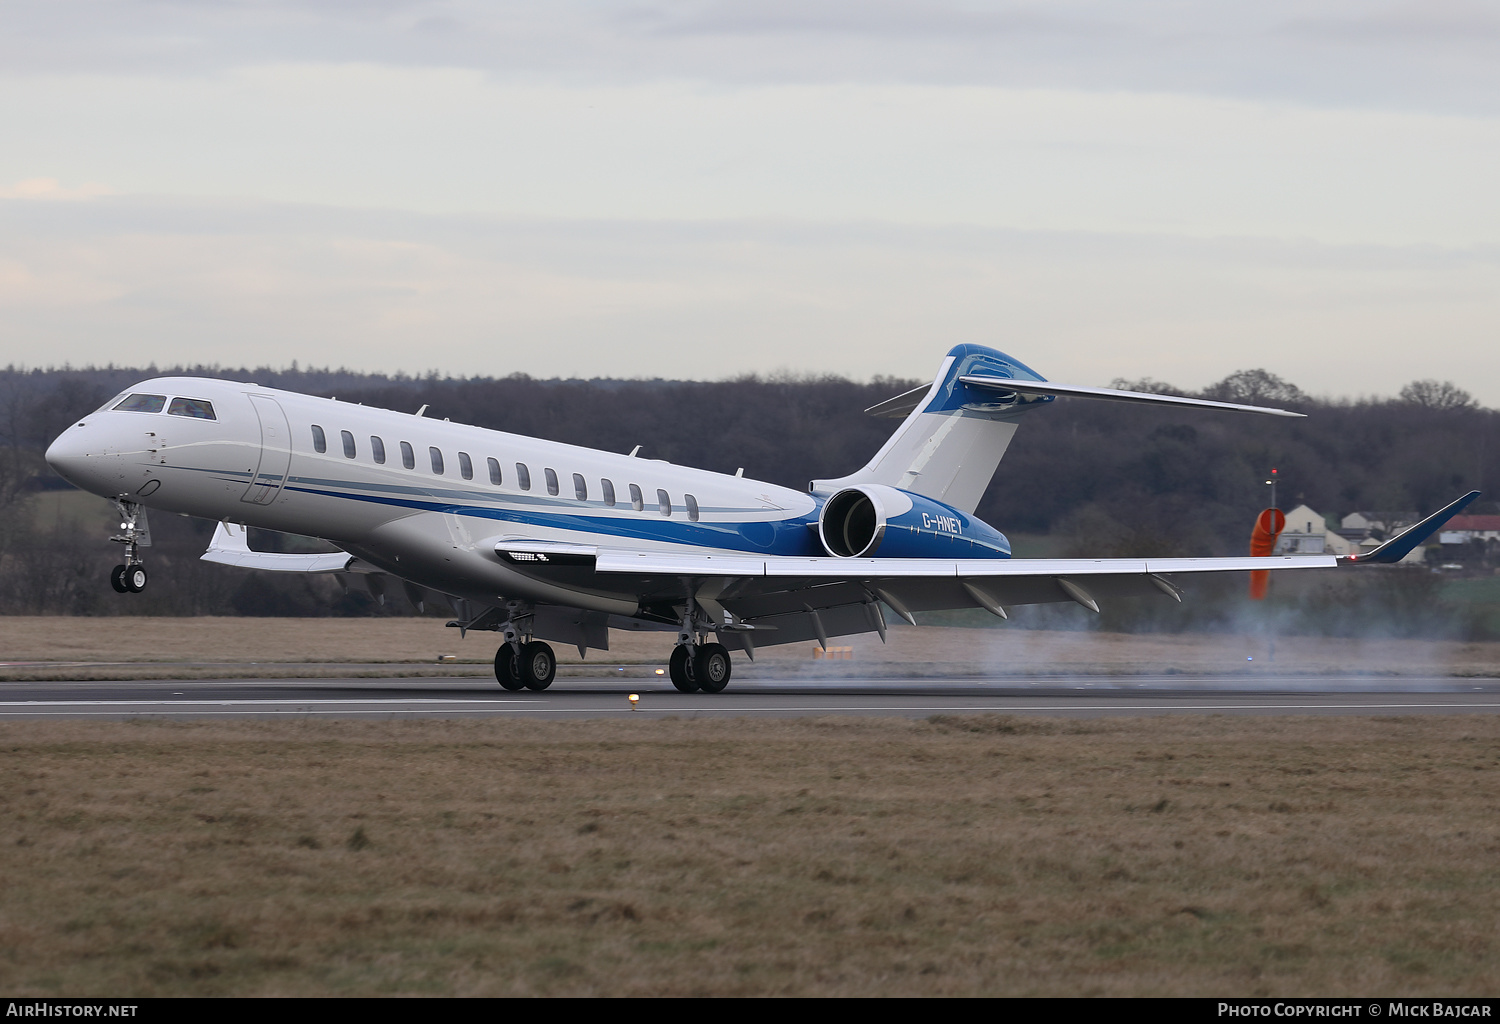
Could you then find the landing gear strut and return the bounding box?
[108,499,149,595]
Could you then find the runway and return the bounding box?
[4,673,1500,720]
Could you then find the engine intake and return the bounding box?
[815,484,1012,559]
[820,488,884,557]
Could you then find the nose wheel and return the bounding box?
[110,563,148,594]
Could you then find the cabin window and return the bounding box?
[516,464,531,490]
[311,425,327,453]
[685,493,700,522]
[458,452,473,480]
[341,430,356,459]
[544,468,559,495]
[657,489,672,516]
[370,436,386,464]
[114,393,166,414]
[400,441,415,470]
[573,473,587,501]
[601,479,616,507]
[430,447,444,474]
[487,458,502,485]
[167,397,216,420]
[629,483,644,511]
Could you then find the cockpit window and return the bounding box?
[114,394,166,414]
[167,397,216,420]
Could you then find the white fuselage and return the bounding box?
[45,376,819,613]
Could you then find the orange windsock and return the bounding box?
[1249,507,1286,600]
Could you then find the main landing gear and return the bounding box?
[494,639,556,692]
[487,604,555,691]
[664,589,736,693]
[667,641,732,694]
[108,499,150,595]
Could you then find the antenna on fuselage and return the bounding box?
[629,445,642,457]
[415,404,428,417]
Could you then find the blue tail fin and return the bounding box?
[813,345,1052,514]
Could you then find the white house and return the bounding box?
[1274,504,1329,555]
[1276,504,1425,563]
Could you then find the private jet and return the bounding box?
[44,344,1478,692]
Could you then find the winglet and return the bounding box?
[1349,491,1482,565]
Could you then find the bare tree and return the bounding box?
[1202,369,1306,406]
[1399,379,1476,410]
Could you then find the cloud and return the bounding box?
[0,178,112,201]
[5,73,1499,248]
[1,2,1499,113]
[1,196,1497,406]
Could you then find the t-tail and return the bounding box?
[815,343,1308,515]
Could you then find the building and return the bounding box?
[1274,504,1426,563]
[1438,515,1500,546]
[1274,504,1331,555]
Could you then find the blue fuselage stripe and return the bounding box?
[282,484,824,555]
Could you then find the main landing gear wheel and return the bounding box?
[124,564,148,594]
[668,645,698,692]
[520,641,556,691]
[110,564,129,594]
[695,643,732,693]
[494,645,526,691]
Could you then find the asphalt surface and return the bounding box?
[4,673,1500,720]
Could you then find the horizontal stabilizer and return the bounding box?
[1351,490,1481,564]
[958,375,1306,418]
[201,521,352,573]
[863,383,932,419]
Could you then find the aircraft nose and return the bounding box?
[46,423,107,491]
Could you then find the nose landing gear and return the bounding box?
[108,499,151,595]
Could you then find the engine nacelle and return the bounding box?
[816,485,1010,559]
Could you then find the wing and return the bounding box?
[499,491,1477,651]
[495,538,1333,650]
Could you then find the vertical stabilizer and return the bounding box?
[812,344,1052,514]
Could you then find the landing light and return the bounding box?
[628,693,639,710]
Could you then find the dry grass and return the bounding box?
[2,714,1499,996]
[2,616,1498,680]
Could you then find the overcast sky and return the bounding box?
[2,1,1498,401]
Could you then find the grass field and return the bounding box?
[2,714,1499,996]
[3,616,1499,680]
